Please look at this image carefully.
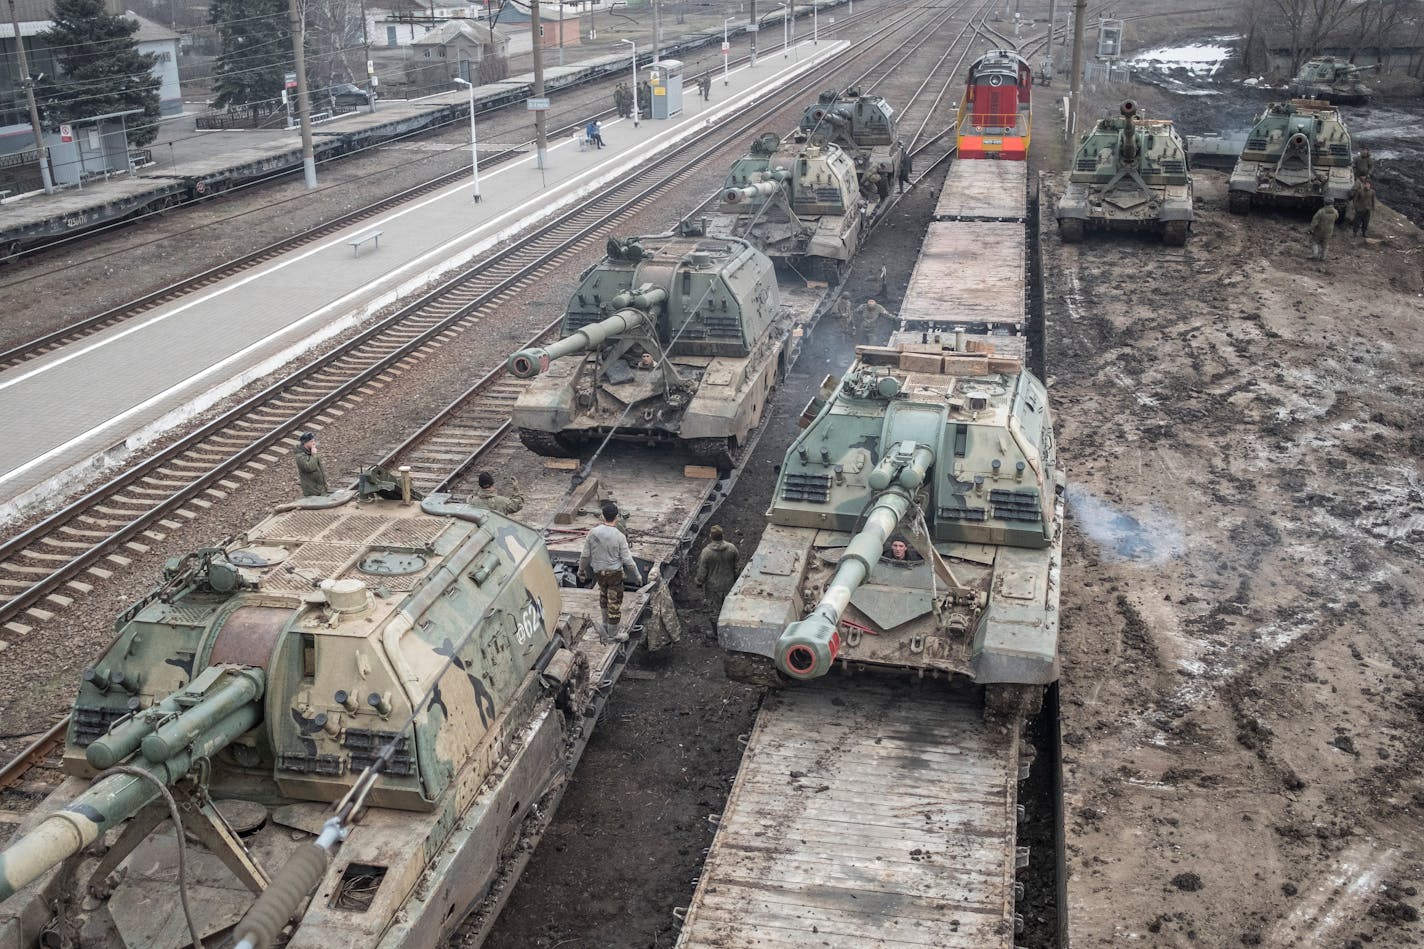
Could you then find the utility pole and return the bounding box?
[8,0,54,193]
[652,0,661,65]
[1067,0,1087,139]
[530,0,548,173]
[1047,0,1056,53]
[288,0,318,188]
[749,0,757,67]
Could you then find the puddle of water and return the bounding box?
[1066,486,1186,564]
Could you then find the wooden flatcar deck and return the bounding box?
[898,221,1025,333]
[676,680,1021,948]
[934,161,1028,222]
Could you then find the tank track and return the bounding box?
[984,682,1045,721]
[1058,218,1084,243]
[1228,190,1252,215]
[1162,220,1189,247]
[688,437,736,471]
[518,428,582,458]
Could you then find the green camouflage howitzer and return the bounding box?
[1289,57,1378,106]
[1228,98,1355,215]
[799,87,903,190]
[506,233,790,470]
[718,341,1065,716]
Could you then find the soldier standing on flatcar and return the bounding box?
[295,432,328,497]
[471,471,524,515]
[578,501,643,643]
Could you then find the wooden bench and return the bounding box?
[348,229,383,256]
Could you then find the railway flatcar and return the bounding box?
[956,48,1033,160]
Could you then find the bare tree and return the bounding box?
[306,0,367,83]
[1259,0,1365,72]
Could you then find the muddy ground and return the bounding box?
[1047,104,1424,949]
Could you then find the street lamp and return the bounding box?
[813,1,817,44]
[723,16,735,85]
[779,4,787,58]
[621,38,639,127]
[452,77,481,202]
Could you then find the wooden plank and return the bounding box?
[676,681,1020,949]
[898,222,1025,331]
[934,161,1028,221]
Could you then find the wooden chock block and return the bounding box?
[555,477,601,525]
[684,465,719,480]
[544,457,580,470]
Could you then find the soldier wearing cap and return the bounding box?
[295,432,328,497]
[472,471,523,515]
[695,525,740,627]
[1353,146,1373,180]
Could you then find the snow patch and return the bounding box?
[1129,38,1237,76]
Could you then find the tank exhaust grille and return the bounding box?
[781,473,831,503]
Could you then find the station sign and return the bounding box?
[721,42,730,53]
[526,97,551,111]
[59,124,73,143]
[746,23,758,31]
[284,72,297,90]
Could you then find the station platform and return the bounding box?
[0,40,849,519]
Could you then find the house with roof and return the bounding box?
[404,18,509,84]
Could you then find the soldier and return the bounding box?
[695,525,740,628]
[472,471,523,515]
[1309,202,1339,260]
[639,80,653,118]
[295,432,328,497]
[897,144,912,194]
[1349,178,1375,239]
[699,72,712,102]
[578,501,643,643]
[833,293,852,325]
[852,298,891,339]
[1353,146,1373,180]
[613,83,628,118]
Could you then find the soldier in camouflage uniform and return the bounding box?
[1348,178,1375,239]
[852,298,892,340]
[695,525,740,631]
[295,432,328,496]
[1353,146,1373,181]
[1309,203,1339,260]
[472,471,523,515]
[578,501,643,642]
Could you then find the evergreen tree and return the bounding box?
[37,0,161,146]
[210,0,290,114]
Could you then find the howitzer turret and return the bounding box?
[509,232,789,469]
[1227,99,1354,214]
[1290,56,1377,105]
[718,340,1065,712]
[798,88,902,192]
[0,487,607,948]
[1056,99,1194,245]
[508,288,666,378]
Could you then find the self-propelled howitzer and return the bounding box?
[704,131,866,281]
[0,480,595,948]
[719,342,1065,713]
[798,88,903,196]
[507,232,789,469]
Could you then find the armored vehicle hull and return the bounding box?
[1289,57,1375,106]
[0,485,606,948]
[507,232,789,469]
[1228,99,1354,214]
[1056,101,1194,245]
[719,341,1064,711]
[704,131,867,280]
[799,88,903,197]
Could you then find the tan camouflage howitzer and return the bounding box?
[0,472,592,947]
[703,130,866,282]
[507,232,790,470]
[718,343,1065,713]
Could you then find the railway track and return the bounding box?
[0,0,966,781]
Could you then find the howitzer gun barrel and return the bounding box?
[1120,100,1138,163]
[0,668,265,901]
[723,169,790,205]
[774,487,916,680]
[507,287,668,378]
[809,105,851,128]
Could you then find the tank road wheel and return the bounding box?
[1228,190,1252,215]
[518,428,583,458]
[984,683,1045,722]
[689,437,736,471]
[1163,220,1189,247]
[723,652,786,688]
[1058,218,1085,244]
